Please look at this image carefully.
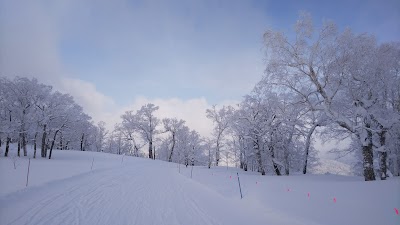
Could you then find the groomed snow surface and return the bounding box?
[0,148,399,225]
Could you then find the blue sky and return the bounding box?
[56,0,400,105]
[1,0,399,136]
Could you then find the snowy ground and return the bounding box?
[0,149,399,225]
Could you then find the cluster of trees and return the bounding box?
[117,104,208,166]
[0,77,98,159]
[0,77,209,166]
[206,13,400,181]
[206,87,320,176]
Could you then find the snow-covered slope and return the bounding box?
[0,149,399,225]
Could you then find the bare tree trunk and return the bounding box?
[303,124,318,174]
[22,132,27,156]
[362,127,376,181]
[216,139,220,166]
[41,125,47,158]
[148,140,153,159]
[4,136,10,157]
[17,138,21,157]
[393,151,399,176]
[59,133,63,150]
[49,130,60,159]
[168,133,176,162]
[80,133,85,151]
[270,146,281,176]
[33,132,38,158]
[378,130,387,180]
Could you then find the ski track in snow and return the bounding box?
[1,160,311,225]
[0,158,318,225]
[1,163,219,225]
[1,151,399,225]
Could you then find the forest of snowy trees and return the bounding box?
[0,77,209,166]
[206,13,400,181]
[1,14,399,181]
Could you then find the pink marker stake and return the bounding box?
[229,175,231,179]
[333,197,337,203]
[287,188,290,192]
[307,193,310,198]
[395,207,399,215]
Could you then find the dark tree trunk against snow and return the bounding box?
[168,133,176,162]
[33,132,38,158]
[379,130,387,180]
[17,139,21,157]
[59,134,63,150]
[22,132,27,156]
[4,136,10,157]
[149,140,153,159]
[134,145,139,157]
[270,146,281,176]
[80,133,85,151]
[362,126,376,181]
[41,125,47,158]
[49,130,60,159]
[362,145,375,181]
[303,124,318,174]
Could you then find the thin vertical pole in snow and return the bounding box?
[121,155,124,164]
[26,158,31,187]
[236,172,243,199]
[91,157,94,170]
[191,165,194,178]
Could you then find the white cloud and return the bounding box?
[59,78,117,122]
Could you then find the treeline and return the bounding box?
[0,77,94,159]
[0,77,209,165]
[206,13,400,181]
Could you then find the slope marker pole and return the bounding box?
[236,172,243,199]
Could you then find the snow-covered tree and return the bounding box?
[0,77,96,159]
[206,105,233,166]
[93,121,108,153]
[120,104,160,159]
[163,118,185,162]
[263,12,400,180]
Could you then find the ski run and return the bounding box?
[1,150,399,225]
